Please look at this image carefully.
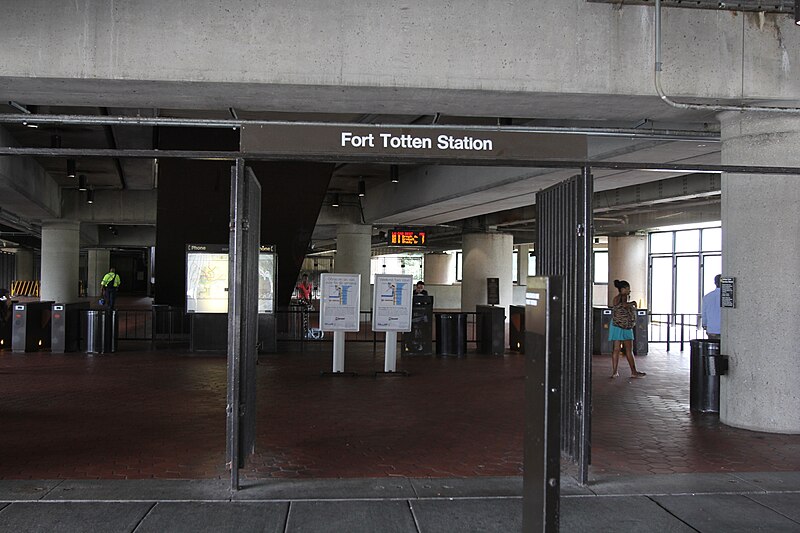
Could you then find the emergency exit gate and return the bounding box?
[536,168,593,485]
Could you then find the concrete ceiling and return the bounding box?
[0,86,725,250]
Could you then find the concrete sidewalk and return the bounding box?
[1,472,798,532]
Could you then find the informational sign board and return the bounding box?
[487,277,500,305]
[372,274,413,332]
[240,124,588,164]
[185,244,276,314]
[319,273,361,332]
[721,276,736,308]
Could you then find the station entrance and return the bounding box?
[5,116,799,516]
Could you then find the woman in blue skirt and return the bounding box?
[610,280,646,378]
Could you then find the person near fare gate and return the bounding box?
[296,273,313,304]
[413,281,428,296]
[100,267,121,310]
[609,279,646,379]
[0,288,12,342]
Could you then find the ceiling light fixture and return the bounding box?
[390,165,399,183]
[66,159,76,178]
[332,193,340,208]
[358,179,366,197]
[86,188,94,204]
[78,174,87,191]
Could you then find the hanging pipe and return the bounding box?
[654,0,800,114]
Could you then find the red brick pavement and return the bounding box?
[0,342,798,480]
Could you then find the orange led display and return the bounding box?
[387,230,426,247]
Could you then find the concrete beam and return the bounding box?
[61,189,156,225]
[0,1,796,114]
[96,225,155,247]
[0,127,60,220]
[594,173,720,213]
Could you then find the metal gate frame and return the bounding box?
[226,159,261,490]
[536,167,594,484]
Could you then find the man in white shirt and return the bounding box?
[701,275,721,340]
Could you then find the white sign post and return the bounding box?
[319,273,361,373]
[372,274,414,373]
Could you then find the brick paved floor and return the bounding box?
[1,341,798,480]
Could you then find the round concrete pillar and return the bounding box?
[424,252,455,285]
[334,224,372,311]
[719,111,800,434]
[461,232,513,314]
[607,235,647,308]
[87,248,111,298]
[13,248,35,281]
[517,244,531,284]
[40,220,80,303]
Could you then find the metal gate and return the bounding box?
[536,167,593,484]
[226,159,261,490]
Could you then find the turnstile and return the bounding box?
[51,302,90,353]
[403,295,433,355]
[11,301,54,353]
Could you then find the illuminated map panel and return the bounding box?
[185,244,276,314]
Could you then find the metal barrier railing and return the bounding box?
[275,308,479,346]
[115,306,189,345]
[115,309,152,341]
[111,306,481,349]
[647,313,706,351]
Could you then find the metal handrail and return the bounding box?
[647,312,705,351]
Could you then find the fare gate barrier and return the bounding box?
[435,312,467,356]
[0,299,13,350]
[509,304,525,352]
[402,295,433,355]
[592,307,649,356]
[11,301,54,353]
[51,302,89,353]
[476,304,505,355]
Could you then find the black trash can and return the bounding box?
[689,339,726,413]
[86,310,117,354]
[435,312,467,356]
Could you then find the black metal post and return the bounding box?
[523,276,562,532]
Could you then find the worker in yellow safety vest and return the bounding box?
[100,267,121,309]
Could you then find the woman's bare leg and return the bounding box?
[623,340,646,377]
[611,341,621,377]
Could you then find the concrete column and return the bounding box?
[517,244,531,284]
[719,111,800,434]
[13,248,35,280]
[334,224,372,311]
[40,219,80,303]
[607,235,647,308]
[424,252,455,285]
[87,248,110,298]
[461,232,513,315]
